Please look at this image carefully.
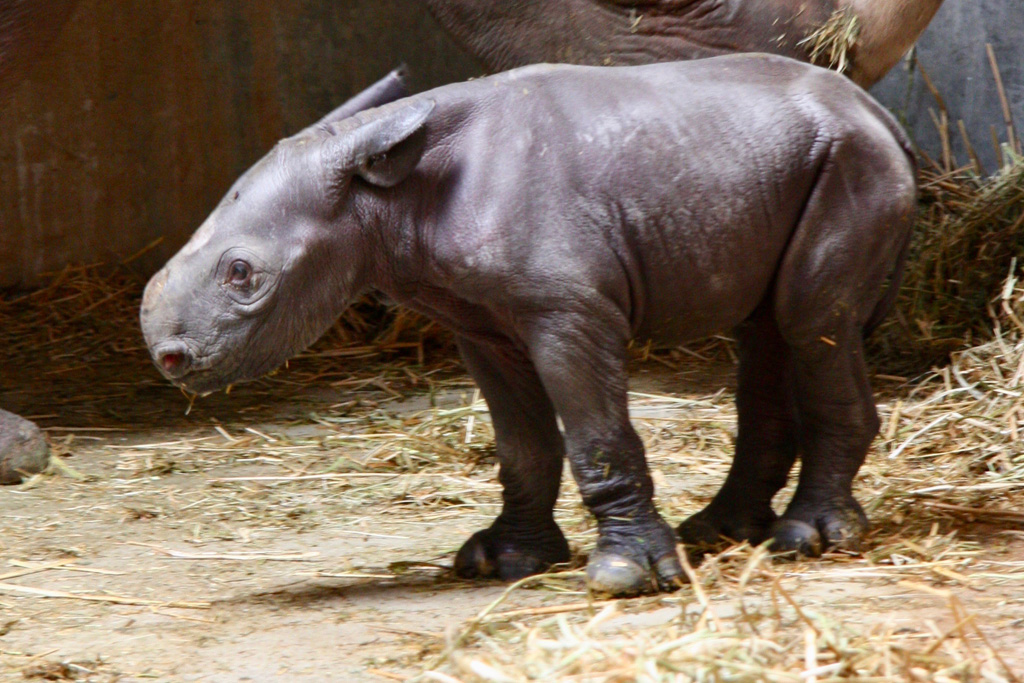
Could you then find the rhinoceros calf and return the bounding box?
[141,55,917,596]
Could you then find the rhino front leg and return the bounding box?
[525,311,685,596]
[678,302,799,551]
[453,338,570,581]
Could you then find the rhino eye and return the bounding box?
[227,260,253,286]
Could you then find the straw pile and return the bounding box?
[417,551,1017,682]
[871,156,1024,373]
[866,42,1024,374]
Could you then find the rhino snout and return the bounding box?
[141,267,197,382]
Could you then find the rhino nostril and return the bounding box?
[157,349,191,377]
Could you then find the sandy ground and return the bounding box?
[1,364,1023,681]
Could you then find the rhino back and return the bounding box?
[400,56,911,342]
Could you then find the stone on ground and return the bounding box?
[0,409,49,485]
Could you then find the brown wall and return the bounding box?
[0,0,480,288]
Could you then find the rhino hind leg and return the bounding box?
[677,302,799,552]
[767,326,876,557]
[771,277,881,556]
[764,132,915,557]
[452,339,570,582]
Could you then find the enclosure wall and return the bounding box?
[0,0,480,288]
[871,0,1024,173]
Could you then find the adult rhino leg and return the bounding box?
[0,409,49,485]
[524,310,685,596]
[453,338,570,581]
[677,302,799,552]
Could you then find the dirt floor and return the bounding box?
[1,271,1023,681]
[1,360,1022,681]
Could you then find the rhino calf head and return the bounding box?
[140,70,433,394]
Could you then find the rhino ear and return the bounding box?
[312,66,411,132]
[347,98,436,188]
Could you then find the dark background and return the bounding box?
[0,1,480,288]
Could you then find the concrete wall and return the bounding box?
[871,0,1024,173]
[0,0,480,288]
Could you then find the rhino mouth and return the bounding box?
[165,354,253,395]
[174,367,232,396]
[149,342,232,395]
[163,348,288,397]
[148,314,304,398]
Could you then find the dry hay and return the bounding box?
[417,552,1017,683]
[872,156,1024,373]
[869,45,1024,374]
[799,9,860,75]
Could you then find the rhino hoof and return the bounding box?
[454,526,569,582]
[586,551,688,596]
[0,410,50,485]
[586,553,652,596]
[820,505,869,551]
[676,514,726,550]
[769,519,822,558]
[770,503,868,557]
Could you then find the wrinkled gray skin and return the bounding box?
[142,56,917,596]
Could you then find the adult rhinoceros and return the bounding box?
[423,0,944,88]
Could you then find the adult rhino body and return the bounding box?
[141,55,917,596]
[423,0,944,88]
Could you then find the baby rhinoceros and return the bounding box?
[141,55,917,596]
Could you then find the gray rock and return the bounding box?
[0,409,49,485]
